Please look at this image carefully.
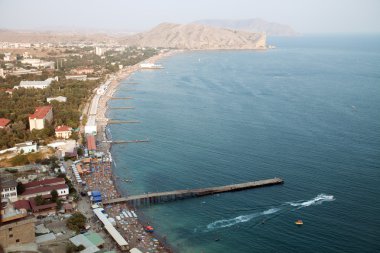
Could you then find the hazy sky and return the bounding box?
[1,0,379,33]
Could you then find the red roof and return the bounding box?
[22,184,68,196]
[87,135,96,151]
[14,200,31,210]
[24,178,65,189]
[29,106,52,119]
[29,198,57,212]
[55,125,72,132]
[0,118,10,127]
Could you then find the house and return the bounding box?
[1,178,18,202]
[29,198,57,216]
[15,141,37,154]
[47,96,67,103]
[15,77,56,89]
[29,105,53,130]
[55,125,72,139]
[19,178,69,200]
[0,117,11,128]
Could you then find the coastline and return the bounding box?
[91,50,177,252]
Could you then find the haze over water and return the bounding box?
[109,36,380,252]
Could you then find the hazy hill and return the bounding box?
[193,18,296,36]
[121,23,266,50]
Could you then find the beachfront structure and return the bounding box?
[19,178,69,200]
[85,115,97,135]
[29,106,53,131]
[15,141,37,154]
[15,77,56,89]
[47,96,67,103]
[93,208,129,251]
[55,125,72,139]
[1,178,18,202]
[87,135,96,154]
[0,118,11,128]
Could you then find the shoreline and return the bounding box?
[91,50,177,252]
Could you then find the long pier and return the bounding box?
[102,139,150,144]
[103,178,284,207]
[109,107,135,110]
[111,97,134,100]
[108,120,140,124]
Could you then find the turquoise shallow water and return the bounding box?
[108,36,380,252]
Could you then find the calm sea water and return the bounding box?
[108,35,380,253]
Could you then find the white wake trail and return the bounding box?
[204,193,335,232]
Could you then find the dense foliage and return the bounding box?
[66,212,86,233]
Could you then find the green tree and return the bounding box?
[51,189,58,203]
[17,182,25,195]
[66,212,86,233]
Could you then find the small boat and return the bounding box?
[145,226,154,233]
[295,220,303,225]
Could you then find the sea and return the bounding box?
[107,35,380,253]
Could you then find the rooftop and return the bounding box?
[0,178,17,189]
[55,125,72,132]
[87,135,96,151]
[22,184,68,196]
[0,118,11,127]
[24,177,65,189]
[29,106,52,119]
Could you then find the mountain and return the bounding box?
[193,19,296,36]
[120,23,266,50]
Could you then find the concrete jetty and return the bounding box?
[103,178,284,206]
[109,107,135,110]
[108,120,140,124]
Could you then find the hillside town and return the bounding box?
[1,39,170,253]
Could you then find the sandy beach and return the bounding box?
[83,50,176,252]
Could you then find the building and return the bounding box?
[0,68,5,78]
[15,141,37,154]
[1,178,18,202]
[65,74,87,81]
[19,178,69,200]
[95,47,105,56]
[0,117,11,128]
[16,77,55,89]
[29,106,53,131]
[9,68,42,76]
[71,68,94,74]
[47,96,67,103]
[87,135,96,155]
[20,58,55,69]
[0,200,36,248]
[55,125,72,139]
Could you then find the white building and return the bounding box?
[47,96,67,103]
[65,75,87,81]
[29,106,53,130]
[15,141,37,154]
[21,58,55,69]
[16,77,56,89]
[95,47,105,56]
[1,178,18,202]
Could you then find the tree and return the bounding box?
[34,195,46,206]
[51,189,58,203]
[17,182,25,195]
[66,212,86,233]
